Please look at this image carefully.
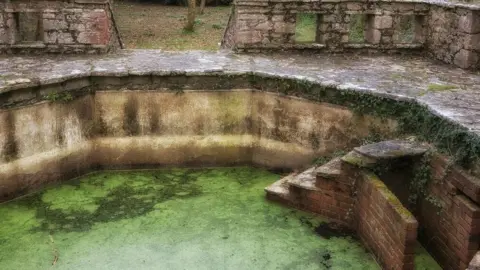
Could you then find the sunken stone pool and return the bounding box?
[0,167,439,269]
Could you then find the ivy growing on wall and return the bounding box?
[246,74,480,171]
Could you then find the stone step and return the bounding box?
[353,140,429,161]
[287,167,318,191]
[341,150,377,168]
[315,157,343,179]
[265,174,296,205]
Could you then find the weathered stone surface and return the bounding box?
[354,140,429,160]
[0,0,121,53]
[0,50,479,133]
[374,15,393,29]
[222,0,480,70]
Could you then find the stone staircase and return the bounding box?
[265,140,430,269]
[266,140,428,226]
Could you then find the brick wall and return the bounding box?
[416,153,480,269]
[355,172,418,270]
[0,0,121,54]
[291,162,419,269]
[292,164,358,228]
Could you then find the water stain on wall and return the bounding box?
[2,111,18,162]
[123,98,140,136]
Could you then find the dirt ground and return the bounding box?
[113,1,231,50]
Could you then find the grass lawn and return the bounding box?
[113,1,231,50]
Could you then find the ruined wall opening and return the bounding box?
[394,15,415,43]
[294,13,317,43]
[348,14,366,43]
[13,12,43,44]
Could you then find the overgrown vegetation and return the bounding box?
[44,91,73,103]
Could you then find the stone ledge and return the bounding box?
[0,50,479,172]
[234,0,480,10]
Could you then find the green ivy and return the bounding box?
[246,74,480,170]
[44,91,73,103]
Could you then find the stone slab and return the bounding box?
[354,140,429,160]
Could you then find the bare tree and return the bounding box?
[185,0,196,31]
[199,0,206,15]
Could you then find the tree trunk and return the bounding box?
[185,0,196,31]
[199,0,206,15]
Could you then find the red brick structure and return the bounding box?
[266,141,480,270]
[419,153,480,269]
[356,173,418,269]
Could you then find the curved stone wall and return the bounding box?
[0,88,396,201]
[1,67,480,270]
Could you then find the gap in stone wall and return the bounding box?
[348,14,366,43]
[394,15,415,44]
[295,13,317,43]
[13,12,43,43]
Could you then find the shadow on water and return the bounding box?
[19,169,206,233]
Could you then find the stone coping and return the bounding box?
[0,49,480,137]
[235,0,480,10]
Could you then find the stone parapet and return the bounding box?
[0,0,121,54]
[223,0,480,70]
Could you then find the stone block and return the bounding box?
[465,33,480,51]
[254,21,272,31]
[273,22,295,34]
[346,3,362,11]
[366,29,381,44]
[236,30,263,44]
[43,31,58,44]
[374,15,393,30]
[43,19,68,31]
[459,11,480,34]
[454,49,479,69]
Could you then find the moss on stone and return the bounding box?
[363,172,415,220]
[246,74,480,170]
[426,84,458,92]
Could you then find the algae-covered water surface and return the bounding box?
[0,167,439,269]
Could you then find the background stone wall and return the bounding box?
[427,6,480,69]
[0,0,121,53]
[223,0,480,70]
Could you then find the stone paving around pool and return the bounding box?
[1,50,480,134]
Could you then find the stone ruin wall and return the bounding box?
[223,0,480,70]
[0,0,121,54]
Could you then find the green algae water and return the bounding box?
[0,167,440,270]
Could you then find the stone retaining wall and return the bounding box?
[0,0,121,54]
[223,0,480,70]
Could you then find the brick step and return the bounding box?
[287,167,318,191]
[315,157,343,179]
[265,174,296,206]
